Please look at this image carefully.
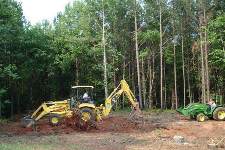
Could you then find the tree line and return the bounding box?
[0,0,225,117]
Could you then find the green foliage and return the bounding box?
[0,64,20,80]
[208,14,225,69]
[209,49,225,68]
[139,29,160,44]
[0,0,225,116]
[0,89,6,99]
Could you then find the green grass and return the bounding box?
[0,143,54,150]
[0,142,87,150]
[113,107,176,113]
[0,118,9,124]
[143,108,176,113]
[111,107,177,117]
[0,135,84,150]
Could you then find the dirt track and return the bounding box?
[1,111,225,150]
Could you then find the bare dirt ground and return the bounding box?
[1,110,225,150]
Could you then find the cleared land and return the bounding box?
[0,110,225,150]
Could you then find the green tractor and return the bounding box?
[177,103,225,122]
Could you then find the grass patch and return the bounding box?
[112,107,177,117]
[112,107,132,116]
[0,135,86,150]
[143,108,176,113]
[0,118,9,124]
[113,107,176,113]
[0,141,87,150]
[0,143,54,150]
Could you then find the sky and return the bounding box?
[16,0,74,25]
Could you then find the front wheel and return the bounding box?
[196,113,206,122]
[213,107,225,121]
[49,114,62,126]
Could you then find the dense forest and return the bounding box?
[0,0,225,117]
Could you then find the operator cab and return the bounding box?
[70,85,94,108]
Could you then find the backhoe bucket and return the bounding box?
[128,104,144,124]
[21,116,35,128]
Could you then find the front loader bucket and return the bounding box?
[21,116,35,128]
[176,107,189,116]
[177,103,209,117]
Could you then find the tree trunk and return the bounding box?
[187,61,192,103]
[30,85,33,106]
[122,57,125,109]
[204,8,210,102]
[113,56,116,88]
[148,52,155,108]
[159,1,163,109]
[147,59,151,108]
[173,44,178,109]
[17,90,20,114]
[164,59,167,109]
[102,0,108,98]
[200,14,206,103]
[181,35,186,106]
[0,99,1,118]
[10,95,14,120]
[134,0,142,108]
[141,57,146,107]
[75,58,79,86]
[132,64,136,96]
[171,89,175,109]
[173,21,178,109]
[113,56,117,109]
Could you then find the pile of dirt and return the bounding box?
[95,116,153,133]
[97,116,139,132]
[0,116,160,135]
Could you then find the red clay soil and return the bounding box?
[95,116,153,133]
[97,116,139,132]
[0,116,158,135]
[0,120,74,135]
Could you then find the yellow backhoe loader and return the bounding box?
[22,80,141,128]
[21,100,73,127]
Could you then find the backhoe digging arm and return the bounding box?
[99,80,140,119]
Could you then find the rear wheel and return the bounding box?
[78,107,96,130]
[80,107,95,122]
[49,114,61,126]
[196,113,206,122]
[213,107,225,121]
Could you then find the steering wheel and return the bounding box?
[78,95,83,101]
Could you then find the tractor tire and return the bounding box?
[213,107,225,121]
[80,107,96,122]
[49,114,62,126]
[196,113,206,122]
[78,107,96,130]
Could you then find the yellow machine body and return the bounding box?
[78,80,140,122]
[22,100,73,127]
[23,80,140,128]
[30,100,73,121]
